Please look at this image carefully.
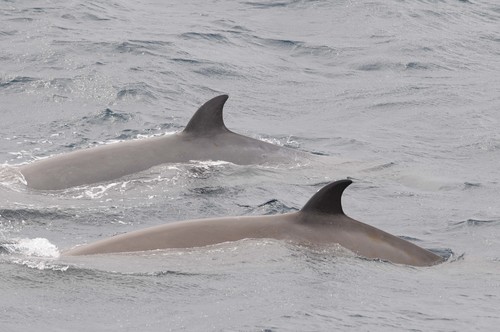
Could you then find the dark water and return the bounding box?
[1,0,500,331]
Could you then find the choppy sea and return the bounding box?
[1,0,500,331]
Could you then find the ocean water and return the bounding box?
[1,0,500,331]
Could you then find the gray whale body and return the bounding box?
[20,95,309,190]
[63,180,444,267]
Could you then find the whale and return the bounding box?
[19,95,311,190]
[63,180,444,267]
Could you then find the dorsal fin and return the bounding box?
[183,95,229,135]
[301,179,352,215]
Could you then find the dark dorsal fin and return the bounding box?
[183,95,230,135]
[301,179,352,215]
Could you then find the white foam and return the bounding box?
[82,182,119,199]
[257,135,301,148]
[0,164,27,188]
[5,237,60,258]
[188,160,233,167]
[13,258,69,271]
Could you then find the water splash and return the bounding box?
[0,164,27,191]
[1,237,60,258]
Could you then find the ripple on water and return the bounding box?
[116,82,158,102]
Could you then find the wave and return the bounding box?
[116,82,158,102]
[0,76,37,89]
[180,32,228,43]
[243,1,304,9]
[451,219,500,227]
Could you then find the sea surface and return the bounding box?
[1,0,500,331]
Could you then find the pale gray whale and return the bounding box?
[19,95,310,190]
[63,180,444,267]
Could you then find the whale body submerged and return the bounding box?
[19,95,310,190]
[63,180,444,267]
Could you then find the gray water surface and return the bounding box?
[1,0,500,331]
